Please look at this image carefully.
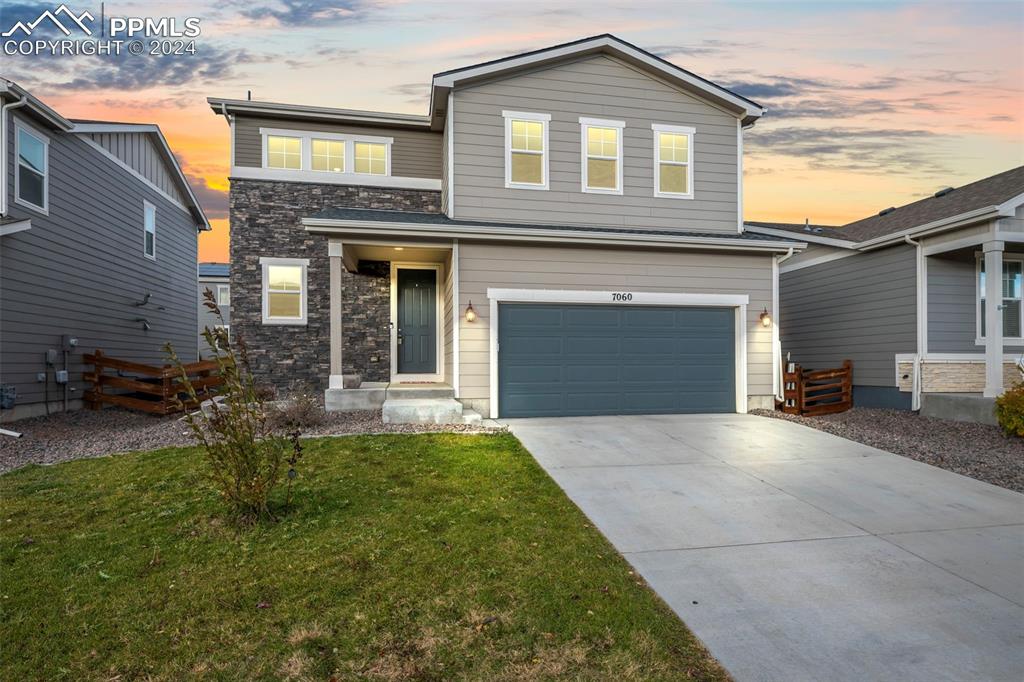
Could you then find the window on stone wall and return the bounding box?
[261,257,308,325]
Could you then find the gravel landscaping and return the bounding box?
[0,408,500,474]
[753,407,1024,492]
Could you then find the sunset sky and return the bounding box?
[4,0,1023,262]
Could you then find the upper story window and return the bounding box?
[652,124,695,199]
[354,142,386,175]
[15,121,49,213]
[502,111,550,190]
[979,257,1023,340]
[266,135,302,169]
[143,200,157,260]
[216,284,230,306]
[260,257,308,325]
[311,139,344,172]
[261,128,392,179]
[580,118,624,194]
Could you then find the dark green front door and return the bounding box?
[397,268,437,374]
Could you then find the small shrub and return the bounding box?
[995,382,1024,438]
[268,382,325,431]
[165,289,296,523]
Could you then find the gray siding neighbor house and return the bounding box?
[198,263,230,354]
[747,165,1024,422]
[1,79,209,422]
[209,34,806,421]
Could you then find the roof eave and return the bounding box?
[1,80,73,131]
[744,224,857,249]
[853,206,1001,250]
[208,97,432,130]
[302,217,803,252]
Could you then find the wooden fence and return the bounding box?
[781,359,853,417]
[83,350,225,415]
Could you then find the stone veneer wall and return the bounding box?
[229,179,441,393]
[897,360,1019,393]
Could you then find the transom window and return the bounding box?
[261,257,308,325]
[979,257,1023,339]
[580,118,624,194]
[16,122,48,212]
[312,139,344,172]
[354,142,386,175]
[266,135,302,169]
[653,124,695,198]
[503,111,550,189]
[143,200,156,260]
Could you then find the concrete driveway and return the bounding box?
[504,413,1024,682]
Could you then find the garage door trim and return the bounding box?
[486,288,749,418]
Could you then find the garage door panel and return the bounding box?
[498,303,736,418]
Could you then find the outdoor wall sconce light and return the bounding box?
[465,301,477,323]
[759,308,773,328]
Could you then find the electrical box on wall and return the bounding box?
[55,370,69,384]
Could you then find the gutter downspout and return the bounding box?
[905,235,924,410]
[774,247,795,401]
[1,94,29,217]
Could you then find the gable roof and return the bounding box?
[836,165,1024,243]
[429,34,765,130]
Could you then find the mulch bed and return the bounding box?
[0,408,500,474]
[753,407,1024,493]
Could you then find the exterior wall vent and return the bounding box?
[878,207,896,216]
[933,186,954,198]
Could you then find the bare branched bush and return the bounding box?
[165,288,296,524]
[268,382,325,432]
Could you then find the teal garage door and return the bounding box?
[498,304,735,418]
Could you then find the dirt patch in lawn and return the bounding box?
[753,407,1024,492]
[0,407,500,474]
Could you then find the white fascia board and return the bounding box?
[486,288,749,307]
[69,123,160,134]
[997,191,1024,216]
[0,218,31,236]
[854,206,999,250]
[744,224,856,249]
[432,36,763,120]
[207,97,432,128]
[302,218,805,252]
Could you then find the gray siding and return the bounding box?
[197,277,230,354]
[233,115,442,179]
[86,132,186,204]
[780,244,917,387]
[451,54,740,232]
[928,252,1024,352]
[2,112,200,415]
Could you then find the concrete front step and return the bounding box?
[324,382,387,411]
[386,384,454,400]
[382,397,465,425]
[461,408,482,426]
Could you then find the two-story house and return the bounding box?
[209,34,804,422]
[1,79,209,421]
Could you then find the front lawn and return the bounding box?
[0,433,726,680]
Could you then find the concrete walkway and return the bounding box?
[504,413,1024,682]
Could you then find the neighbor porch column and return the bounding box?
[983,239,1004,398]
[328,240,344,389]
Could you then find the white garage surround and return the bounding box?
[485,288,750,418]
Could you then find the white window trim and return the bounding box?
[260,256,309,326]
[216,284,230,306]
[579,117,624,195]
[259,127,393,178]
[502,110,550,190]
[14,119,49,214]
[975,252,1023,344]
[143,200,157,260]
[652,123,695,199]
[485,288,749,419]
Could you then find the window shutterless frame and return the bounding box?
[14,119,49,214]
[579,117,624,195]
[143,200,157,260]
[216,284,230,306]
[260,256,309,325]
[652,123,695,199]
[502,111,550,190]
[260,127,392,177]
[976,253,1024,343]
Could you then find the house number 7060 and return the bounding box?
[611,292,633,302]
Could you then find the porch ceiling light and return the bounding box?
[465,301,477,323]
[759,307,772,328]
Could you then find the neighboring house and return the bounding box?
[747,165,1024,421]
[209,34,806,420]
[198,262,230,354]
[0,79,210,421]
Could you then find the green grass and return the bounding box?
[0,433,726,681]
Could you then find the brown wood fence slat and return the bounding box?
[83,349,227,415]
[781,359,852,416]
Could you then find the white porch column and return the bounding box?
[328,241,344,389]
[983,239,1004,397]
